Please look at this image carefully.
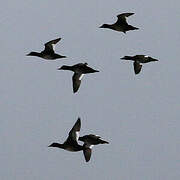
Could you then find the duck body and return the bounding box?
[27,38,66,60]
[79,134,109,145]
[121,55,158,63]
[59,63,99,74]
[48,142,83,152]
[100,13,139,33]
[100,23,138,33]
[58,63,99,93]
[27,51,66,60]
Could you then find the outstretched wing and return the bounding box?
[133,61,142,74]
[72,73,84,93]
[65,118,81,143]
[83,144,94,162]
[116,13,134,25]
[43,38,61,53]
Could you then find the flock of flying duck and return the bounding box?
[27,13,159,162]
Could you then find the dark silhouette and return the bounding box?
[48,118,109,162]
[99,13,139,33]
[27,38,66,60]
[121,55,158,74]
[79,134,109,145]
[58,63,99,93]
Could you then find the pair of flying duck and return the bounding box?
[48,118,109,162]
[27,13,138,59]
[99,12,159,74]
[27,38,99,93]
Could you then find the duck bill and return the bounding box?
[57,67,63,70]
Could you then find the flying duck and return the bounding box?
[26,38,66,60]
[48,118,92,162]
[58,63,99,93]
[79,134,109,162]
[121,55,159,74]
[79,134,109,145]
[99,13,139,33]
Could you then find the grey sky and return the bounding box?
[0,0,180,179]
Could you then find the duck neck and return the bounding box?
[122,56,132,60]
[51,143,65,149]
[28,52,42,57]
[60,65,73,71]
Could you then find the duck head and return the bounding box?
[57,65,72,70]
[99,24,110,28]
[26,52,40,56]
[48,142,62,148]
[120,56,132,60]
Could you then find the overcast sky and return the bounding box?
[0,0,180,180]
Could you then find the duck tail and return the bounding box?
[100,140,109,144]
[128,25,139,30]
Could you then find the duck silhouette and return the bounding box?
[27,38,66,60]
[121,55,158,74]
[79,134,109,145]
[58,63,99,93]
[99,13,139,33]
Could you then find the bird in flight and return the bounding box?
[121,55,159,74]
[99,13,139,33]
[27,38,66,60]
[58,63,99,93]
